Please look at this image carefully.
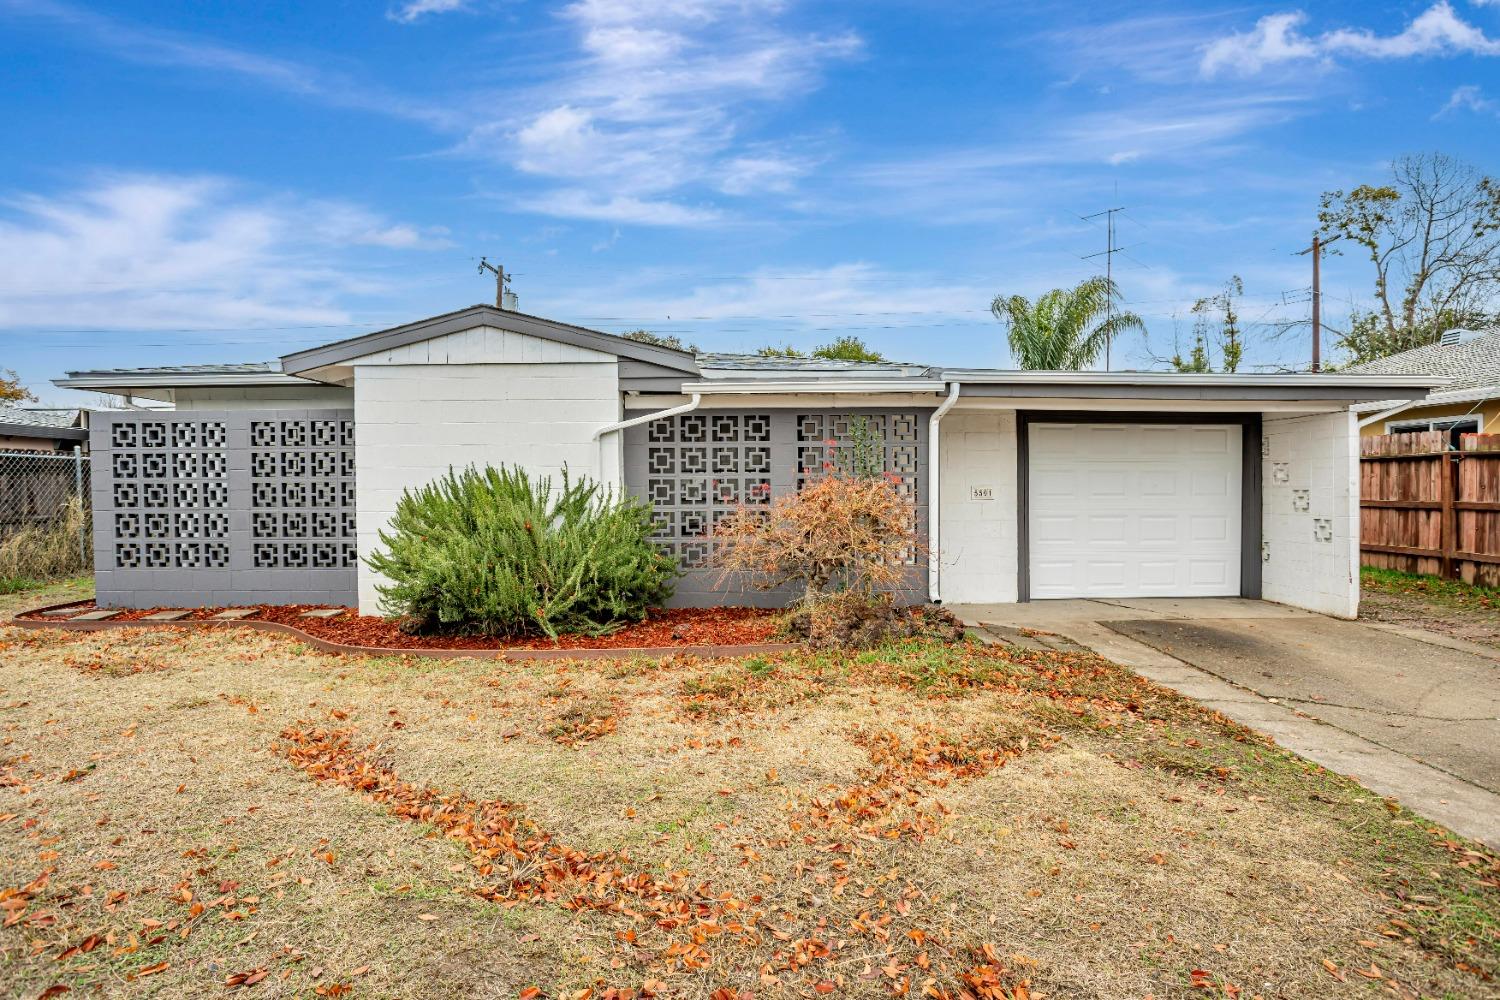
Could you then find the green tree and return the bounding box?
[990,276,1144,370]
[755,344,806,358]
[1171,276,1244,373]
[1319,153,1500,363]
[0,370,34,403]
[620,329,700,353]
[812,336,885,363]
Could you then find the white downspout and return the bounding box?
[926,382,961,603]
[592,393,702,481]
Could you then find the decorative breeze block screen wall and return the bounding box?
[91,410,357,608]
[624,408,929,606]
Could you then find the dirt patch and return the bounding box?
[1360,567,1500,650]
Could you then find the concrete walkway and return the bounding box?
[950,597,1500,847]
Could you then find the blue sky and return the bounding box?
[2,0,1498,403]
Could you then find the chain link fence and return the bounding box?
[0,448,91,583]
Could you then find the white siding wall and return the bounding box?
[1262,410,1360,618]
[936,410,1019,604]
[353,340,622,613]
[175,385,353,409]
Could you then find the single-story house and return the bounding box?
[54,304,1437,619]
[0,406,89,453]
[1348,327,1499,447]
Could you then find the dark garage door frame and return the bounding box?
[1016,411,1263,603]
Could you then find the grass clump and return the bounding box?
[0,499,89,584]
[367,465,678,639]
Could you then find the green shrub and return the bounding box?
[367,465,678,638]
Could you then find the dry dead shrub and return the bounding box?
[713,474,918,599]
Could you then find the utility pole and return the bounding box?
[477,257,511,309]
[1082,206,1125,370]
[1295,233,1340,372]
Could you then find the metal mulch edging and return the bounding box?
[7,601,798,661]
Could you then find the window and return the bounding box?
[1387,416,1479,450]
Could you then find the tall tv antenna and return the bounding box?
[1082,206,1125,370]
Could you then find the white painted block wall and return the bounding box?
[936,409,1019,604]
[1261,410,1361,618]
[352,356,622,613]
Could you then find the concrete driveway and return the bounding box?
[951,597,1500,847]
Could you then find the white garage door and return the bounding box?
[1028,423,1242,599]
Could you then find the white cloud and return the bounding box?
[387,0,470,24]
[1201,12,1319,76]
[525,190,722,226]
[0,175,441,330]
[1437,83,1500,116]
[1201,2,1500,77]
[462,0,860,224]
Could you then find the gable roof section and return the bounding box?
[1346,329,1500,394]
[280,304,701,376]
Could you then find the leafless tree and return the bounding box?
[1319,153,1500,361]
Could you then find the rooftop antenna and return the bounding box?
[1081,206,1125,370]
[478,257,517,310]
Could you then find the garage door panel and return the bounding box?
[1033,514,1075,543]
[1190,426,1234,453]
[1138,515,1179,543]
[1191,469,1231,497]
[1029,422,1241,599]
[1137,561,1180,588]
[1189,515,1231,542]
[1085,514,1128,544]
[1032,468,1075,499]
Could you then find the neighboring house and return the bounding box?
[1347,328,1499,448]
[54,304,1435,619]
[0,406,89,453]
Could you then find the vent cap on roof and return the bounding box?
[1440,327,1487,347]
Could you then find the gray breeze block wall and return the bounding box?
[91,410,357,608]
[623,408,930,607]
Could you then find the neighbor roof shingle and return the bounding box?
[1346,330,1500,392]
[0,406,82,429]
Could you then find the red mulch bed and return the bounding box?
[17,601,782,651]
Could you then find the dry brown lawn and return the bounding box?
[1,581,1497,999]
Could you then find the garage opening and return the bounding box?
[1025,421,1244,599]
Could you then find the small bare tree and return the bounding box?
[713,475,917,602]
[1319,153,1500,362]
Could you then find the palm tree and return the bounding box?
[990,277,1144,370]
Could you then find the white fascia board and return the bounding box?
[1351,383,1499,413]
[53,372,306,391]
[936,370,1445,389]
[686,379,949,394]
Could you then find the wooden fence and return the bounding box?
[1360,431,1500,587]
